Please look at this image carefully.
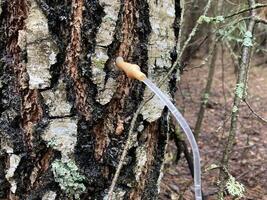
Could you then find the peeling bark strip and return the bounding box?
[4,0,50,198]
[102,1,170,198]
[6,0,28,90]
[29,148,54,188]
[21,89,43,148]
[65,0,91,120]
[23,0,59,90]
[141,0,175,122]
[118,0,137,57]
[92,0,139,160]
[7,0,43,150]
[129,122,158,199]
[108,0,138,130]
[91,0,119,105]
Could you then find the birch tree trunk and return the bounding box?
[0,0,180,199]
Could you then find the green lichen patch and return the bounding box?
[92,59,106,69]
[226,175,245,198]
[52,159,86,199]
[198,15,225,24]
[47,137,57,148]
[243,31,253,47]
[203,93,210,104]
[232,105,238,113]
[235,83,245,99]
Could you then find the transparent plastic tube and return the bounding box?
[143,78,202,200]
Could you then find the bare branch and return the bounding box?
[225,3,267,19]
[244,99,267,125]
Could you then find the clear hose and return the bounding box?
[143,78,202,200]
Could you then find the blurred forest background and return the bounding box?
[160,0,267,199]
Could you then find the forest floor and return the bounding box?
[159,49,267,200]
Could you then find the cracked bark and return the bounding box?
[0,0,179,199]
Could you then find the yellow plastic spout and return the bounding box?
[115,57,146,81]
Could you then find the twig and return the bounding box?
[184,62,205,71]
[194,35,219,139]
[225,0,237,6]
[185,34,209,50]
[255,17,267,24]
[224,41,239,73]
[244,99,267,125]
[107,86,158,199]
[107,101,144,199]
[214,114,231,134]
[225,3,267,19]
[221,44,227,116]
[157,120,170,193]
[194,0,224,139]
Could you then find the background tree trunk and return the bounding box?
[0,0,181,199]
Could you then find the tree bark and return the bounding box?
[0,0,180,199]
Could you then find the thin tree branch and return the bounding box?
[255,17,267,24]
[107,101,143,199]
[224,40,239,74]
[225,3,267,19]
[244,99,267,125]
[194,0,224,139]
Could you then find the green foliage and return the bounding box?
[226,175,245,198]
[198,15,225,24]
[52,159,86,199]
